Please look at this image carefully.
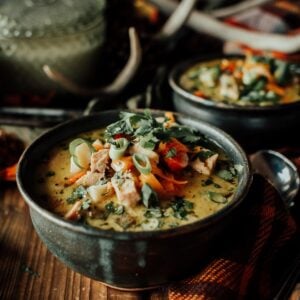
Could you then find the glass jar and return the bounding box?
[0,0,106,94]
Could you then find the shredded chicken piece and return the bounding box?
[190,153,219,176]
[111,171,140,207]
[87,182,114,203]
[90,149,109,174]
[76,171,103,186]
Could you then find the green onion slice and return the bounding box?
[208,192,228,204]
[132,153,152,175]
[69,138,95,168]
[69,138,95,156]
[109,138,129,161]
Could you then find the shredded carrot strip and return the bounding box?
[194,90,206,98]
[139,173,165,194]
[267,83,285,96]
[151,164,188,185]
[67,171,86,185]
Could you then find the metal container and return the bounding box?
[17,110,251,290]
[0,0,106,94]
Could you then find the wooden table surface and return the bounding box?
[0,184,168,300]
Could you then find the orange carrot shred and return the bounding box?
[194,90,206,98]
[151,164,188,185]
[67,171,86,185]
[267,83,285,96]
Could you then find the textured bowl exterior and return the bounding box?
[17,110,251,289]
[169,55,300,143]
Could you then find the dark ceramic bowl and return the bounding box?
[17,109,251,290]
[169,55,300,145]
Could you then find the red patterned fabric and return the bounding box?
[169,165,300,299]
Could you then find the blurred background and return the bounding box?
[0,0,298,112]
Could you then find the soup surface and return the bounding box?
[34,112,239,231]
[180,55,300,106]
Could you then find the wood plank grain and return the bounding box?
[0,185,166,299]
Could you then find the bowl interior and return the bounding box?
[17,109,252,239]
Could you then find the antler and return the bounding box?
[211,0,271,18]
[43,27,142,96]
[43,0,197,97]
[150,0,300,53]
[155,0,197,40]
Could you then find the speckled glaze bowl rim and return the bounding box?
[169,54,300,112]
[17,109,252,241]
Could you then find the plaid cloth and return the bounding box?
[169,156,300,300]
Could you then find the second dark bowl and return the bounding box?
[169,55,300,146]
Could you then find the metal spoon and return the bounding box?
[251,151,300,299]
[250,149,300,208]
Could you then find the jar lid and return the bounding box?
[0,0,106,39]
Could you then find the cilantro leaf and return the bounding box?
[171,197,194,219]
[105,202,125,215]
[67,186,87,204]
[142,183,159,208]
[207,192,228,204]
[216,169,234,181]
[165,147,177,158]
[197,150,215,161]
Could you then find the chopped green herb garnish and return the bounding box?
[67,186,87,204]
[165,147,177,158]
[46,171,55,177]
[81,199,91,210]
[141,183,159,208]
[216,169,234,181]
[208,192,228,204]
[105,111,202,146]
[144,207,163,218]
[105,202,125,215]
[202,178,213,186]
[171,197,194,220]
[197,150,215,161]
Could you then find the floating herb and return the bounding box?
[171,197,194,220]
[141,183,159,208]
[197,150,215,161]
[165,147,177,158]
[202,178,213,186]
[81,199,91,210]
[46,171,55,177]
[105,202,125,215]
[216,169,234,181]
[208,191,228,204]
[67,186,87,204]
[144,207,163,218]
